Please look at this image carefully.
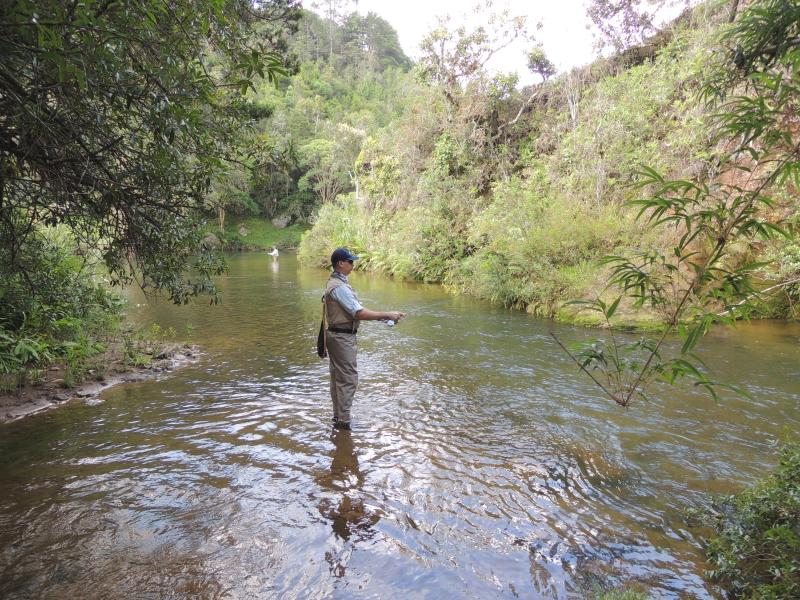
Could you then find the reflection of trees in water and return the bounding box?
[316,430,380,542]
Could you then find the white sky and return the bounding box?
[353,0,598,86]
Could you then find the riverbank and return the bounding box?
[0,342,200,424]
[202,216,310,252]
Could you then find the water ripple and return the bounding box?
[2,255,799,598]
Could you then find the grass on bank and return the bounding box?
[204,216,311,251]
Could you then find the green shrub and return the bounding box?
[582,587,650,600]
[298,194,372,268]
[691,440,800,599]
[0,234,113,332]
[0,228,122,387]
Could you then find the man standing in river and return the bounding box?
[325,248,405,430]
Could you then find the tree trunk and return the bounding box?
[728,0,740,22]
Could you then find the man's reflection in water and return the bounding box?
[317,430,380,542]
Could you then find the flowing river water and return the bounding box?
[1,253,799,599]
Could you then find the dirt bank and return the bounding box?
[0,344,200,424]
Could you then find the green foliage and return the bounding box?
[293,8,412,72]
[298,194,370,267]
[244,7,417,213]
[0,0,300,305]
[0,332,50,375]
[298,138,350,204]
[555,159,783,406]
[707,0,800,89]
[120,323,180,370]
[552,29,718,209]
[688,440,800,599]
[766,234,800,318]
[298,3,730,314]
[554,0,800,406]
[461,252,592,315]
[0,229,122,333]
[416,3,529,93]
[297,0,800,335]
[0,225,123,391]
[0,320,111,391]
[527,45,557,81]
[704,0,800,194]
[185,323,196,346]
[414,224,471,283]
[582,585,651,600]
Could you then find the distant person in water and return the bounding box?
[324,248,405,430]
[269,246,279,257]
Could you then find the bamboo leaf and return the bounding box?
[606,297,622,319]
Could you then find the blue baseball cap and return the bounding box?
[331,248,360,265]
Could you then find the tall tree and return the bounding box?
[297,121,365,205]
[298,139,350,205]
[311,0,357,59]
[340,12,412,71]
[417,2,529,108]
[0,0,300,304]
[587,0,667,52]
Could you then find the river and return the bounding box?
[1,252,798,599]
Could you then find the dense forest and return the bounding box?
[289,3,799,325]
[145,0,795,331]
[6,1,797,330]
[208,8,417,234]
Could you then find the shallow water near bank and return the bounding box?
[1,252,799,599]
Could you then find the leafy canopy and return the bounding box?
[0,0,299,304]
